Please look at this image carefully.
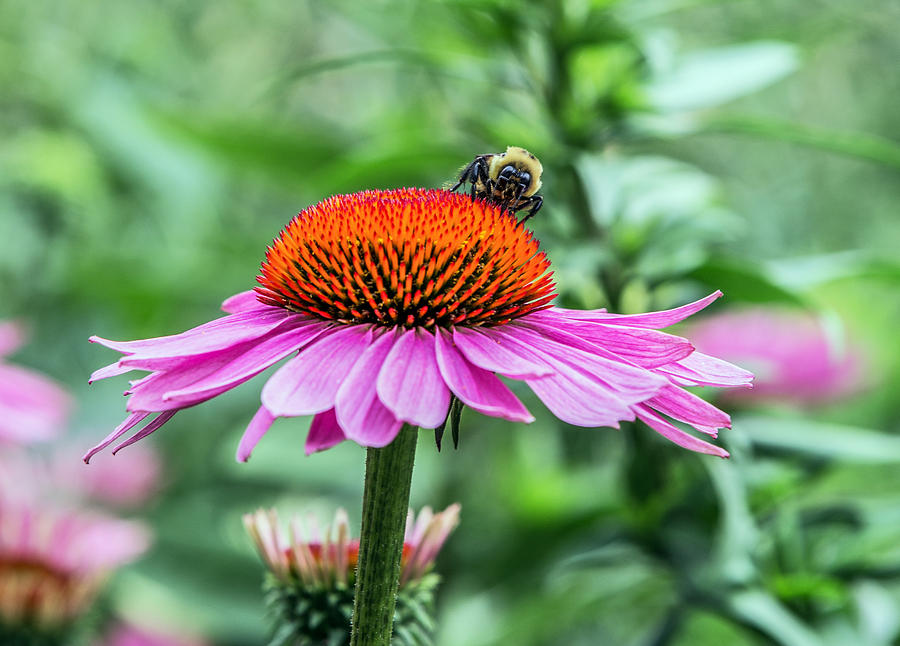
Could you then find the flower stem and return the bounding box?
[351,424,419,646]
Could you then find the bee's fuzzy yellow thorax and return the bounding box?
[488,146,543,195]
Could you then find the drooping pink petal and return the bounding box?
[453,327,553,379]
[262,326,373,417]
[335,331,403,447]
[377,328,451,429]
[647,385,731,431]
[465,327,641,426]
[463,334,634,426]
[305,409,347,455]
[111,411,178,455]
[83,413,150,464]
[221,290,271,314]
[434,330,533,422]
[125,323,326,412]
[526,310,694,368]
[90,309,296,357]
[525,373,635,427]
[237,406,277,462]
[163,321,329,406]
[561,291,723,328]
[89,361,135,384]
[658,352,754,388]
[634,405,729,457]
[498,325,666,402]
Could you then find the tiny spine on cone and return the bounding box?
[350,425,419,646]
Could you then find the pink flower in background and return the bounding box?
[86,189,751,462]
[686,307,862,405]
[99,622,208,646]
[0,500,148,627]
[0,443,162,509]
[53,443,163,508]
[244,504,460,588]
[0,448,50,506]
[0,320,72,444]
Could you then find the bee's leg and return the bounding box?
[510,181,528,213]
[451,161,477,192]
[473,157,491,185]
[467,157,490,199]
[518,195,543,223]
[476,177,496,200]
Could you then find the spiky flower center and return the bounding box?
[256,188,556,328]
[0,556,87,624]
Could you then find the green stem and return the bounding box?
[350,425,419,646]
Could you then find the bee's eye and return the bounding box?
[519,171,531,185]
[498,165,517,180]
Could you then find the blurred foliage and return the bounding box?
[2,0,900,644]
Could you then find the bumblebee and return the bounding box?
[451,146,543,222]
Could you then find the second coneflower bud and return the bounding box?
[244,504,460,646]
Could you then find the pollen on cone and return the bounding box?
[255,188,557,329]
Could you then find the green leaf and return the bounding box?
[699,115,900,170]
[764,252,900,291]
[687,258,806,305]
[267,623,297,646]
[704,458,758,583]
[727,589,823,646]
[854,581,900,646]
[734,416,900,463]
[646,41,799,112]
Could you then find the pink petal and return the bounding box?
[498,325,666,402]
[163,321,329,406]
[526,310,694,368]
[111,411,178,455]
[434,330,533,423]
[335,331,403,447]
[377,328,450,429]
[647,385,731,431]
[634,405,729,457]
[468,331,635,427]
[90,309,297,357]
[563,291,723,328]
[236,406,277,462]
[659,352,754,388]
[526,374,635,427]
[262,326,373,417]
[83,413,150,463]
[126,323,326,412]
[221,290,270,314]
[468,328,654,427]
[453,327,553,379]
[125,354,248,413]
[89,361,134,383]
[305,409,347,455]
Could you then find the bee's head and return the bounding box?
[488,146,543,196]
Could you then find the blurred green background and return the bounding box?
[3,0,900,644]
